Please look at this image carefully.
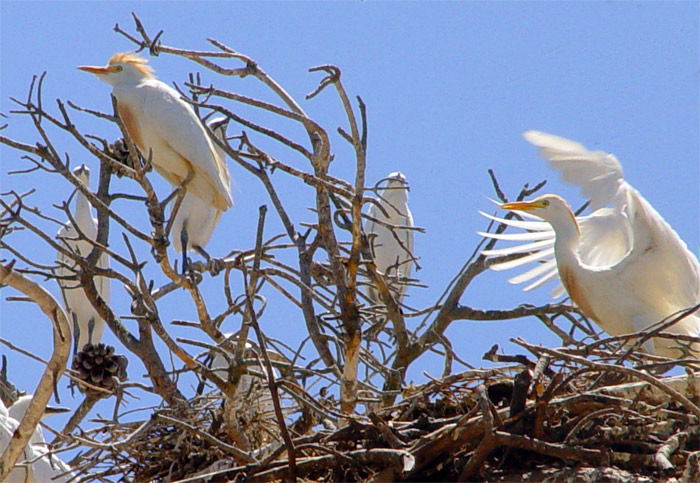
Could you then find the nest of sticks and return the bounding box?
[61,337,700,482]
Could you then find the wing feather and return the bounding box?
[140,80,232,209]
[523,130,624,211]
[615,186,700,312]
[482,238,553,257]
[509,259,558,285]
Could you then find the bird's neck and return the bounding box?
[384,192,408,211]
[75,192,91,226]
[553,218,582,268]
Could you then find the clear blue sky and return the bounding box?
[1,1,698,433]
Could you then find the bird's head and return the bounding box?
[8,395,70,421]
[207,116,230,139]
[78,52,154,87]
[383,172,410,197]
[501,194,579,233]
[73,164,91,185]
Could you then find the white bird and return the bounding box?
[480,131,700,357]
[171,116,231,269]
[1,396,74,482]
[364,172,415,304]
[56,164,111,353]
[78,52,233,212]
[1,398,35,482]
[209,335,282,438]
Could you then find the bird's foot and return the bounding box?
[206,257,225,276]
[193,245,224,276]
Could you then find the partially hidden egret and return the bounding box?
[210,335,280,413]
[56,165,111,353]
[1,396,74,482]
[171,116,231,269]
[209,335,283,446]
[78,53,233,212]
[364,172,415,304]
[480,131,700,357]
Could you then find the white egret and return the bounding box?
[56,164,111,353]
[1,398,35,482]
[78,53,233,212]
[480,131,700,357]
[364,172,415,304]
[210,335,280,415]
[208,335,283,447]
[171,116,231,269]
[1,396,74,482]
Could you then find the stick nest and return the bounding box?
[60,339,700,482]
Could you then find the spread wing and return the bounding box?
[613,187,700,314]
[523,130,624,211]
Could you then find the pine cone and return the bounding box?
[71,343,128,398]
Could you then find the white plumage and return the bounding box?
[1,396,74,482]
[480,131,700,357]
[171,117,230,259]
[210,335,280,424]
[364,172,415,304]
[56,164,110,353]
[78,53,232,212]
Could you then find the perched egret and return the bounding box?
[56,165,111,353]
[364,172,415,304]
[1,396,74,482]
[171,117,231,269]
[78,53,233,211]
[481,131,700,357]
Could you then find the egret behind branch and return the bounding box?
[208,334,284,447]
[78,52,233,211]
[56,165,111,353]
[364,172,415,305]
[1,395,74,482]
[480,131,700,357]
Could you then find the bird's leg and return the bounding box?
[87,318,95,348]
[193,244,224,276]
[72,312,80,355]
[164,189,186,239]
[195,354,215,396]
[180,224,191,275]
[161,182,188,213]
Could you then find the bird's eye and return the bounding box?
[115,66,123,72]
[542,200,550,207]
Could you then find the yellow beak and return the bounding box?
[77,65,117,74]
[500,200,538,211]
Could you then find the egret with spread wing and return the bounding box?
[171,116,231,270]
[56,165,111,353]
[480,131,700,357]
[364,172,415,305]
[78,53,233,212]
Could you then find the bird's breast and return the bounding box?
[117,103,145,152]
[559,264,601,325]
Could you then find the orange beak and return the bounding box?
[500,200,540,211]
[77,65,118,74]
